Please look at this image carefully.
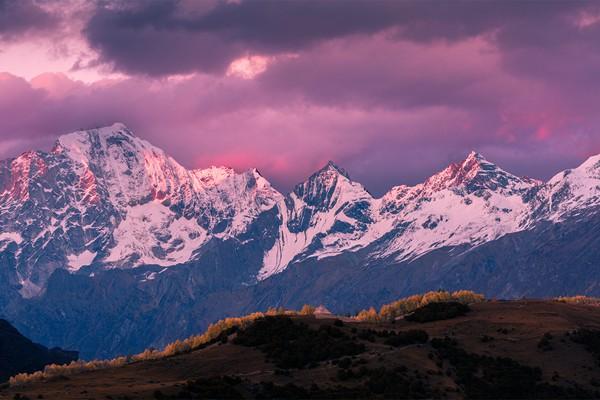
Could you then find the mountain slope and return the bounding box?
[373,151,542,262]
[545,154,600,221]
[0,319,77,382]
[260,161,376,279]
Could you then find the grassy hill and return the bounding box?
[3,299,600,399]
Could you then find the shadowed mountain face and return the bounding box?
[2,124,600,358]
[0,319,77,382]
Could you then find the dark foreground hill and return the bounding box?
[0,319,77,383]
[3,300,600,399]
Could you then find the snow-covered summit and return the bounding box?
[423,151,536,194]
[54,123,142,161]
[292,160,368,209]
[259,160,373,279]
[545,154,600,220]
[318,160,351,179]
[0,124,283,295]
[370,152,540,262]
[192,166,237,185]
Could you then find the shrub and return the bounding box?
[431,337,591,399]
[9,358,129,386]
[364,367,431,398]
[480,335,494,343]
[248,370,433,398]
[357,329,376,342]
[384,330,429,347]
[233,316,365,369]
[299,305,316,315]
[356,307,379,322]
[431,337,543,398]
[357,290,484,322]
[451,290,485,304]
[378,295,422,322]
[265,306,287,316]
[404,302,470,323]
[174,376,243,399]
[570,329,600,363]
[556,296,600,306]
[537,332,553,351]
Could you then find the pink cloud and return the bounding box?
[1,26,600,194]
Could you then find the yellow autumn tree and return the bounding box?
[300,304,316,315]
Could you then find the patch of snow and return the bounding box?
[0,232,23,245]
[105,201,208,267]
[18,278,42,299]
[140,271,158,282]
[67,250,97,271]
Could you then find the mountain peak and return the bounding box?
[291,161,366,208]
[464,150,485,163]
[423,151,530,192]
[193,165,236,184]
[109,122,129,130]
[574,153,600,172]
[317,160,350,179]
[61,122,133,140]
[53,123,165,165]
[461,150,497,171]
[96,122,131,134]
[53,123,137,152]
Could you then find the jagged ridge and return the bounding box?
[0,124,599,298]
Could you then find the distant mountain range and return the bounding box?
[1,123,599,358]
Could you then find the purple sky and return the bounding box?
[1,0,600,194]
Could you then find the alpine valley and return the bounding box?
[1,124,599,359]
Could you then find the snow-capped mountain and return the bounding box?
[1,123,599,300]
[4,123,600,359]
[373,151,543,261]
[0,124,280,296]
[260,161,375,279]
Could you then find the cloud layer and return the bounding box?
[1,0,600,194]
[0,0,57,40]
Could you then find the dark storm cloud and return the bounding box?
[84,0,409,76]
[83,0,595,77]
[0,0,57,40]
